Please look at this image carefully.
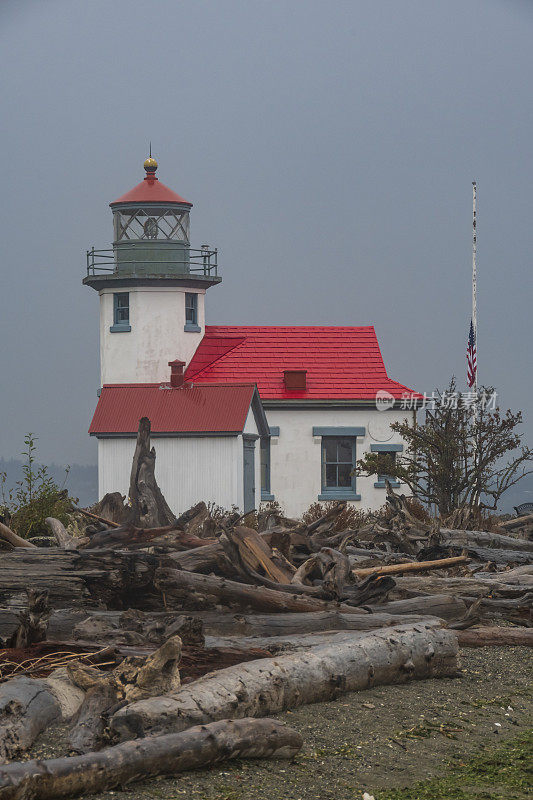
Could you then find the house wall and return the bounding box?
[266,406,411,517]
[98,434,251,516]
[99,286,205,385]
[97,406,262,515]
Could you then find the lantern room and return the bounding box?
[84,156,219,282]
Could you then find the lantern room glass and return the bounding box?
[113,207,190,243]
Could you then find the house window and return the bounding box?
[370,443,403,488]
[322,437,355,491]
[377,451,397,483]
[184,293,200,331]
[110,292,130,332]
[313,427,364,501]
[260,437,274,500]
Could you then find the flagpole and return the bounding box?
[471,181,479,508]
[472,181,477,393]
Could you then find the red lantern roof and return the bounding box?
[110,157,192,207]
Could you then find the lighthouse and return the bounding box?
[84,155,221,385]
[87,156,418,516]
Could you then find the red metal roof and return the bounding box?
[185,326,419,400]
[110,176,192,207]
[89,383,257,434]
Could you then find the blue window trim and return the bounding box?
[319,433,361,500]
[374,480,401,489]
[184,323,201,333]
[319,491,361,501]
[313,426,365,437]
[185,292,198,329]
[113,292,130,330]
[261,492,276,501]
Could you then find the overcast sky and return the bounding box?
[1,0,531,467]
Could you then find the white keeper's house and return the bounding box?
[85,157,419,517]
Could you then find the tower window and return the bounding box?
[184,293,200,331]
[110,293,130,332]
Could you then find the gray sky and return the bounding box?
[1,0,532,467]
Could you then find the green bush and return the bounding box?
[0,434,73,539]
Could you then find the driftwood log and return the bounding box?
[45,518,78,549]
[110,622,458,741]
[5,589,51,649]
[128,417,175,528]
[0,718,302,799]
[0,671,84,762]
[456,626,533,647]
[440,528,533,553]
[155,567,369,614]
[67,636,182,753]
[0,522,36,550]
[352,555,470,578]
[0,606,452,645]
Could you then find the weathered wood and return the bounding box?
[0,718,302,799]
[110,622,458,741]
[67,681,119,755]
[168,540,225,573]
[155,567,368,614]
[0,672,84,763]
[353,555,470,578]
[67,636,182,753]
[72,609,204,648]
[368,594,467,620]
[440,528,533,553]
[6,589,51,649]
[392,574,533,599]
[0,522,36,549]
[0,678,61,763]
[206,624,445,651]
[228,526,294,584]
[0,548,162,610]
[456,626,533,647]
[45,517,78,549]
[498,513,533,531]
[128,417,175,528]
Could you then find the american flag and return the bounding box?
[467,319,477,388]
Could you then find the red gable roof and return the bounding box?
[185,326,418,401]
[89,383,258,435]
[110,176,192,207]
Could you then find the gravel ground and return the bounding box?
[31,646,533,800]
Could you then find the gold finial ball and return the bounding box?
[144,156,158,174]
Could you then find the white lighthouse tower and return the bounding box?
[84,155,220,385]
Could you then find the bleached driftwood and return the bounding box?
[45,518,78,550]
[155,567,369,614]
[0,671,84,762]
[67,636,182,753]
[352,555,470,578]
[456,626,533,647]
[110,622,458,741]
[0,718,302,799]
[440,528,533,553]
[0,522,36,550]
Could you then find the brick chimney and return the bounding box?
[168,359,187,388]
